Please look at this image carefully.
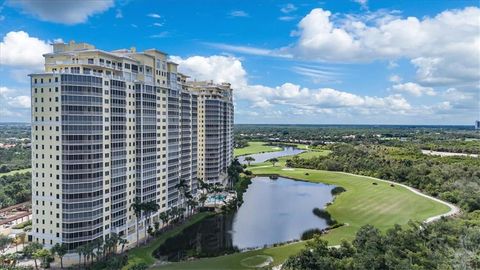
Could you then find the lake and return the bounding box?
[237,146,305,164]
[155,176,334,261]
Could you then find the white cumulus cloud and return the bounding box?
[292,7,480,85]
[170,55,417,115]
[0,31,52,70]
[392,82,436,97]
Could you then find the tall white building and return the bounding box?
[191,81,234,184]
[29,41,205,251]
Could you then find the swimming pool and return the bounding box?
[206,194,227,204]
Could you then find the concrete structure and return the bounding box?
[190,81,234,184]
[29,41,204,251]
[475,120,480,130]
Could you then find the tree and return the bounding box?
[154,221,160,234]
[199,193,208,208]
[269,157,279,166]
[16,232,27,249]
[187,198,198,216]
[130,198,144,247]
[51,243,68,269]
[119,237,128,253]
[143,200,160,242]
[159,211,170,227]
[83,243,94,267]
[76,245,84,269]
[33,248,51,269]
[93,238,104,262]
[23,242,42,270]
[176,179,189,216]
[107,233,120,254]
[244,156,255,166]
[0,235,11,254]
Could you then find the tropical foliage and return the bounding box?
[283,211,480,270]
[0,172,31,208]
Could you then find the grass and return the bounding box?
[234,142,282,157]
[156,242,306,270]
[294,149,331,159]
[0,168,31,177]
[154,152,450,269]
[248,149,331,169]
[123,212,214,270]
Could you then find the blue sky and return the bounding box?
[0,0,479,124]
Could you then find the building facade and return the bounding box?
[191,81,234,184]
[29,41,205,251]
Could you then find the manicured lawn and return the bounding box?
[123,212,214,270]
[295,149,331,159]
[248,149,331,169]
[155,162,450,269]
[234,142,282,157]
[0,168,31,177]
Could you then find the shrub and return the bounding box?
[312,208,337,226]
[331,186,346,196]
[12,220,32,229]
[301,228,323,240]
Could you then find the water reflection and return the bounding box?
[237,146,304,164]
[155,214,236,261]
[232,177,333,249]
[155,177,334,261]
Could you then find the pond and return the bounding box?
[155,176,334,261]
[237,146,305,164]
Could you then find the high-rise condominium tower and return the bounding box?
[29,41,227,252]
[190,81,234,184]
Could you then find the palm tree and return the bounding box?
[269,157,279,166]
[103,236,113,257]
[84,243,94,266]
[143,200,160,242]
[33,249,51,269]
[183,191,193,215]
[197,178,208,191]
[176,179,189,215]
[108,233,120,254]
[244,156,255,166]
[75,245,84,269]
[199,193,208,208]
[51,243,68,269]
[23,242,42,270]
[130,198,144,247]
[187,198,198,216]
[94,238,103,262]
[119,237,128,253]
[159,211,170,228]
